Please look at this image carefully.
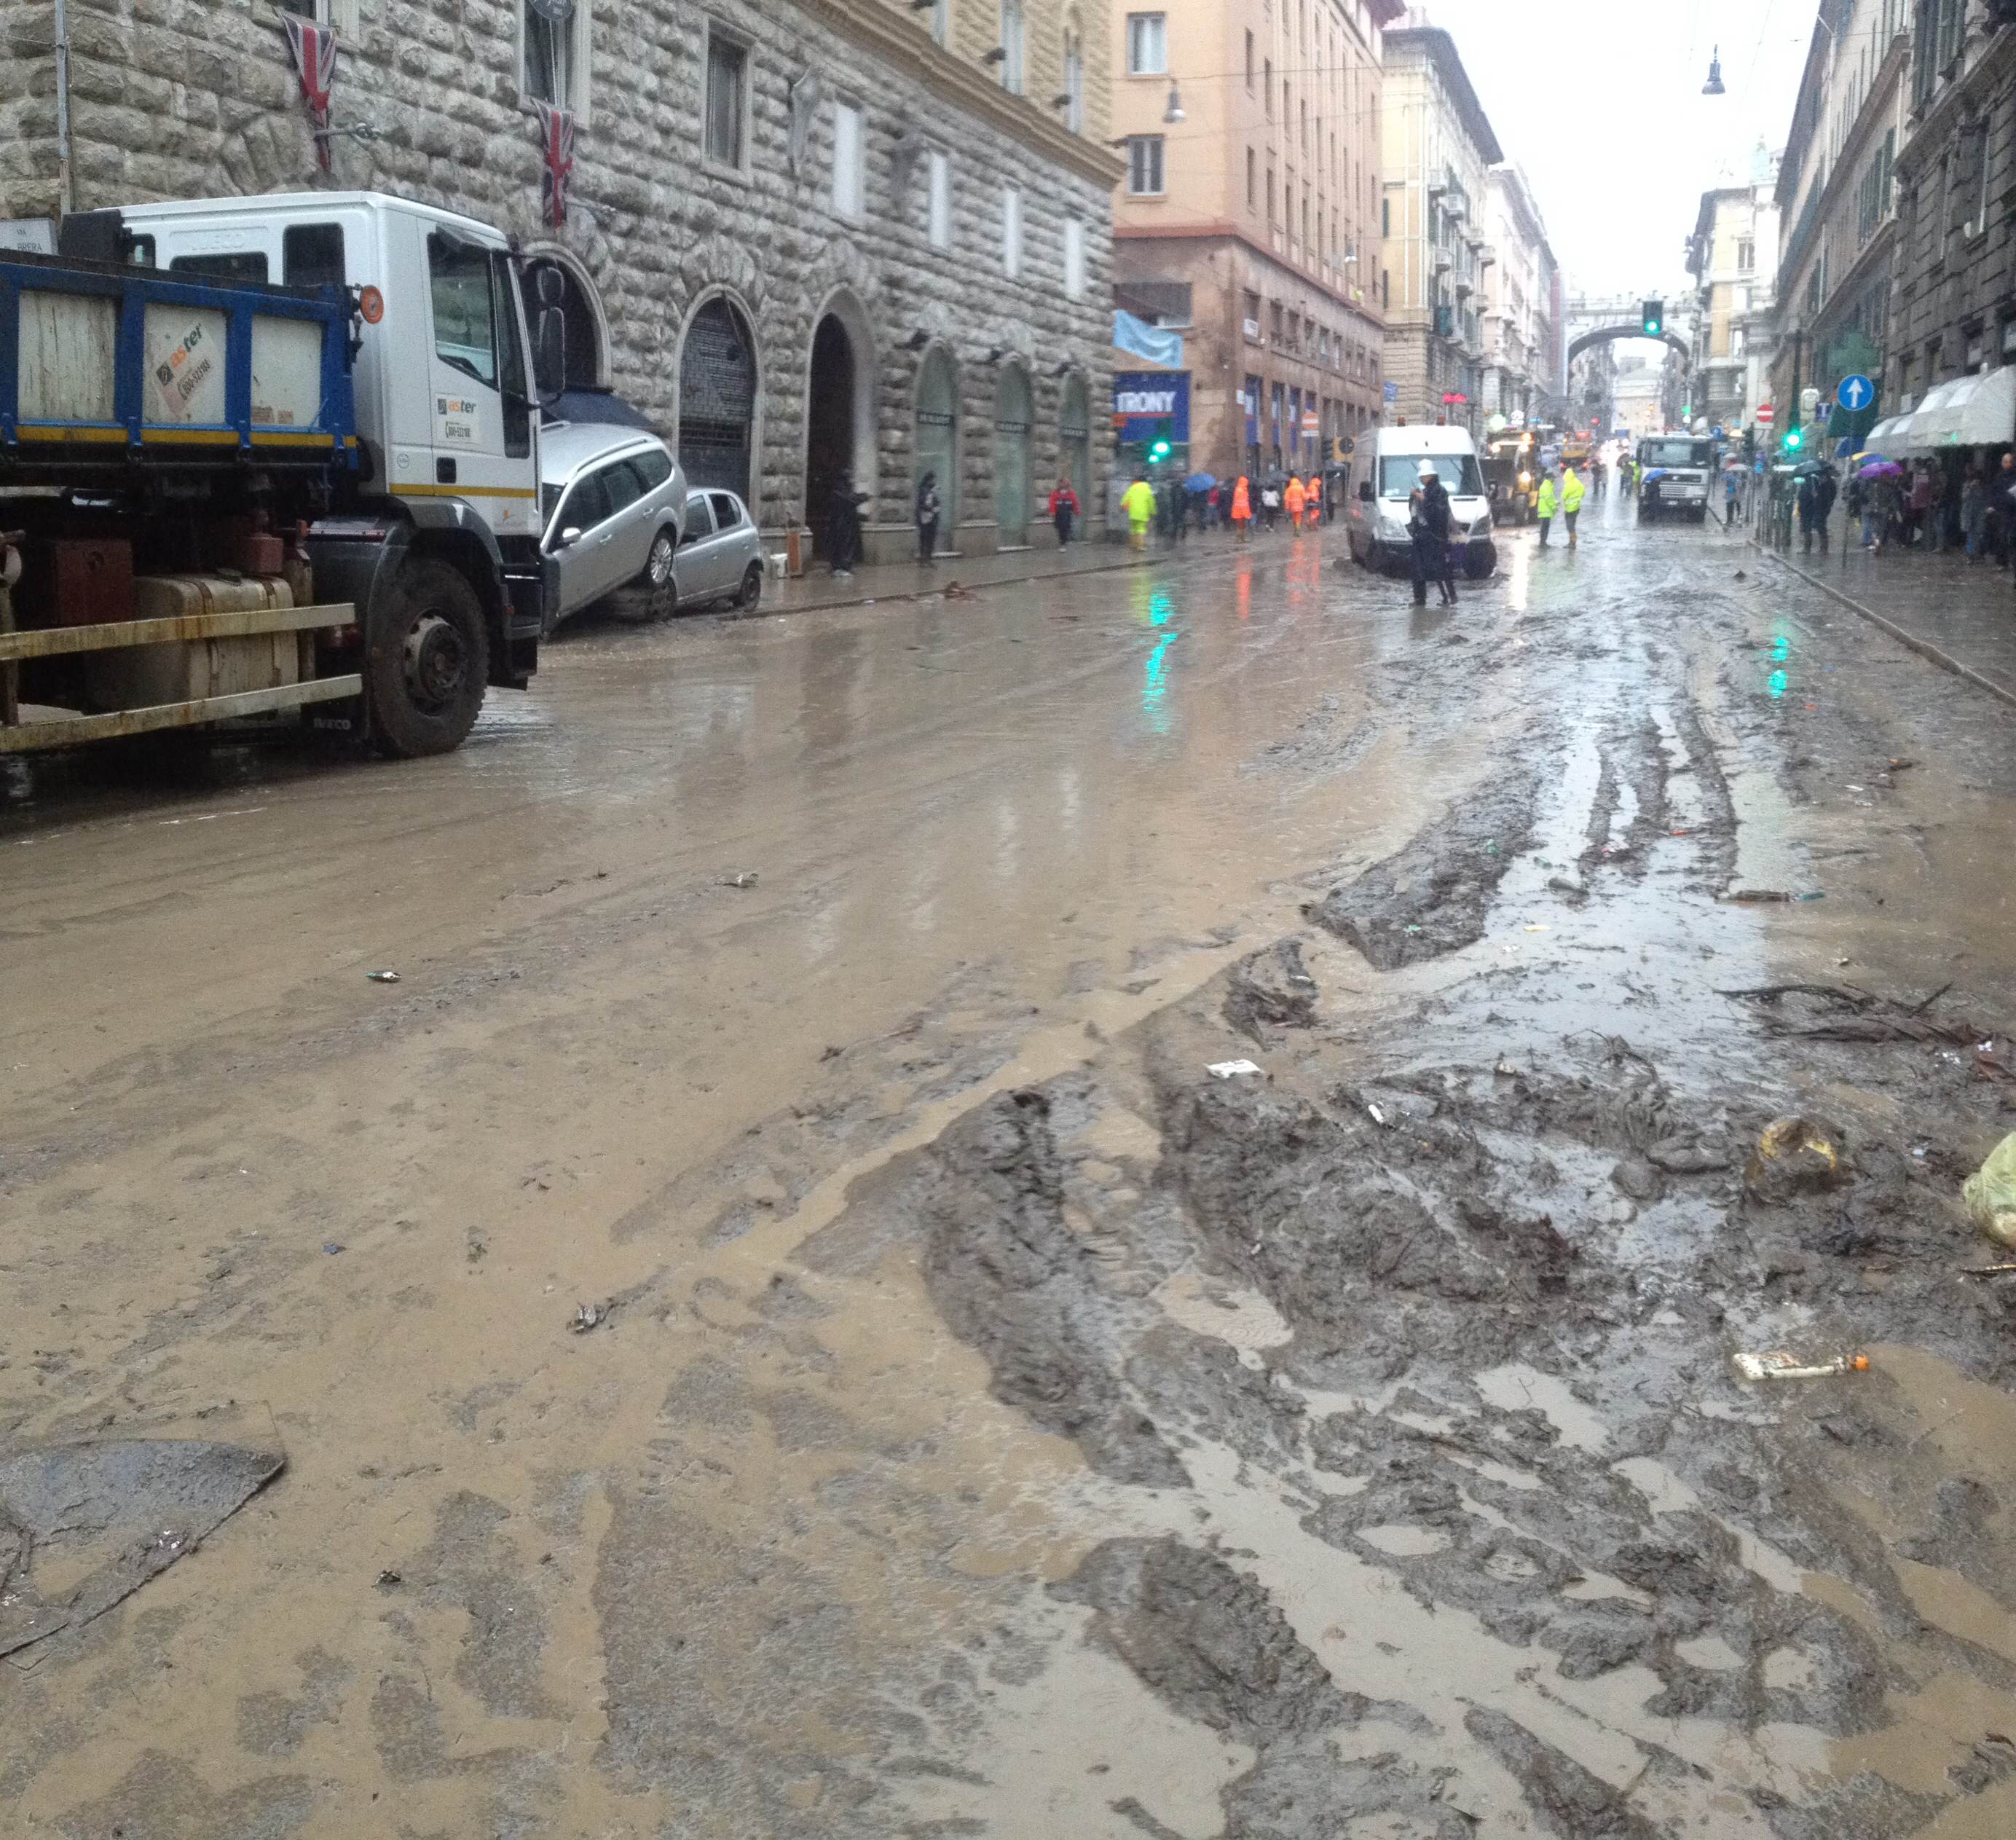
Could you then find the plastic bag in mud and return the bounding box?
[1963,1133,2016,1249]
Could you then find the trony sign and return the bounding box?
[1112,371,1191,444]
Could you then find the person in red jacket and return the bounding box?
[1049,477,1080,547]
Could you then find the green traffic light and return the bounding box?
[1783,428,1803,451]
[1150,440,1171,460]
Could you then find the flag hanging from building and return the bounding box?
[281,13,338,172]
[535,101,575,229]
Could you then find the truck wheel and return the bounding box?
[1464,545,1497,580]
[368,557,489,758]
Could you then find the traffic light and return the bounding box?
[1782,425,1804,452]
[1642,298,1663,337]
[1147,417,1173,463]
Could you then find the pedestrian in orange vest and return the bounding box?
[1306,473,1323,525]
[1230,475,1253,543]
[1284,475,1307,531]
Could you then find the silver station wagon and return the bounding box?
[539,423,688,629]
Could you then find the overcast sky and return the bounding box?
[1412,1,1816,304]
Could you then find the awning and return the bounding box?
[1865,414,1907,450]
[1955,365,2016,447]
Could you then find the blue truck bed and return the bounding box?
[0,248,358,473]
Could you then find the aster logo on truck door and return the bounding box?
[435,395,481,447]
[142,305,229,425]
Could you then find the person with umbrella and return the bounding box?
[1814,463,1838,551]
[1962,465,1988,562]
[1183,471,1215,535]
[1858,458,1902,553]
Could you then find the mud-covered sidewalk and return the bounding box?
[5,500,2016,1836]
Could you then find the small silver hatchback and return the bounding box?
[674,488,766,612]
[539,423,688,629]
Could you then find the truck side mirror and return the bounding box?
[535,307,567,405]
[1358,480,1374,502]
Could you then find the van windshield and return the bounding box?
[1381,455,1484,498]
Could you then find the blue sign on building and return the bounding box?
[1383,380,1400,404]
[1113,371,1191,445]
[1836,373,1875,414]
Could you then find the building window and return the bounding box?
[1267,166,1276,224]
[1127,135,1165,195]
[1245,29,1254,89]
[999,0,1025,94]
[523,0,590,118]
[1264,59,1272,117]
[1063,216,1086,299]
[1246,146,1256,208]
[1126,12,1167,76]
[927,149,953,248]
[1381,196,1390,237]
[830,101,864,221]
[1243,290,1260,337]
[1736,238,1755,271]
[1269,301,1283,345]
[1063,28,1084,133]
[1002,184,1023,276]
[704,29,747,170]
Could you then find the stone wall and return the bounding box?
[13,0,1120,557]
[0,1,59,216]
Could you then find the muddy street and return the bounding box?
[7,495,2016,1838]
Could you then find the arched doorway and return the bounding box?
[914,347,959,554]
[995,363,1033,547]
[805,303,875,562]
[523,256,606,395]
[1059,373,1090,507]
[679,296,757,503]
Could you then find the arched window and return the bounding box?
[679,296,758,503]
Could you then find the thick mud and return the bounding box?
[9,513,2016,1836]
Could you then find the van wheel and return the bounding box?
[367,557,489,758]
[738,563,764,609]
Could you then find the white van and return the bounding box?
[1347,425,1497,578]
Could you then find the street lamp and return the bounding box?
[1163,80,1184,125]
[1702,47,1725,96]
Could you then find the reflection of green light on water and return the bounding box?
[1148,591,1174,627]
[1145,633,1176,706]
[1771,634,1790,662]
[1768,668,1787,700]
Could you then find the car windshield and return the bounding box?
[1381,455,1484,498]
[1641,440,1711,469]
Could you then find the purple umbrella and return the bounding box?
[1856,460,1902,480]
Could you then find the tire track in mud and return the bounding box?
[884,569,2016,1837]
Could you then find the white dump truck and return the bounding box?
[0,191,564,758]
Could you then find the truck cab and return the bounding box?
[116,192,554,731]
[1634,434,1714,523]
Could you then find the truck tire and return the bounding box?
[367,557,489,758]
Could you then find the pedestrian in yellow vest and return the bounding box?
[1121,476,1156,551]
[1535,468,1559,548]
[1562,463,1586,549]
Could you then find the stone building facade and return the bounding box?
[1107,0,1400,482]
[1377,22,1502,438]
[1883,2,2016,444]
[1765,0,1907,448]
[1,0,1122,562]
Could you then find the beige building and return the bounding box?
[1685,152,1783,436]
[1377,20,1502,437]
[1,0,1121,561]
[1480,165,1558,426]
[1109,0,1402,479]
